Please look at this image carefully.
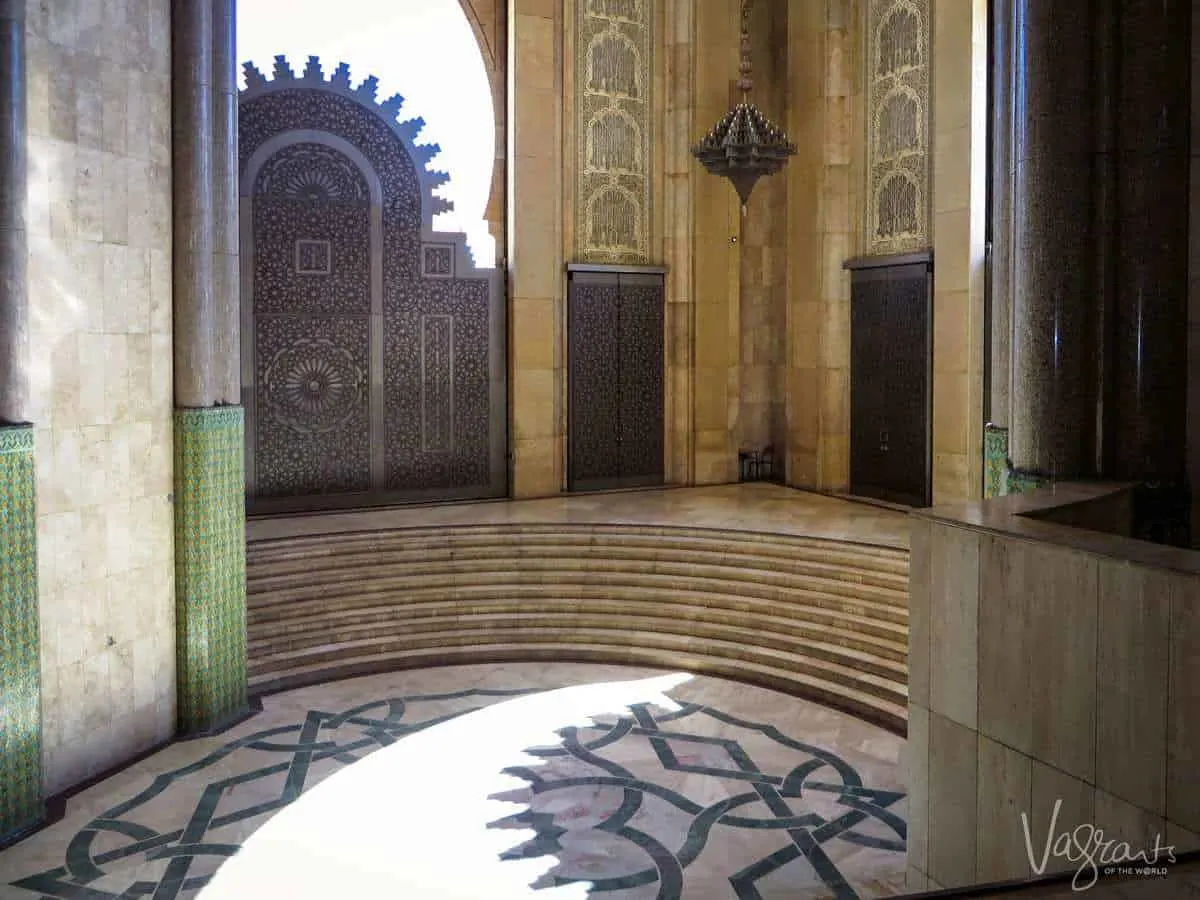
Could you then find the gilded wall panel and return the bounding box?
[575,0,652,263]
[865,0,930,254]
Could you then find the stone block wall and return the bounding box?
[508,0,565,498]
[929,0,986,504]
[25,0,176,793]
[908,506,1200,892]
[784,0,861,492]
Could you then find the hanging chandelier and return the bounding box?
[691,0,796,210]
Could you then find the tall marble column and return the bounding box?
[0,0,25,425]
[1005,0,1101,479]
[0,0,41,843]
[171,0,247,735]
[1108,0,1190,482]
[212,0,240,405]
[997,0,1191,487]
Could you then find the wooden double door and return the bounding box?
[847,253,933,507]
[567,266,666,492]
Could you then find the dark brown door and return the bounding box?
[849,259,932,507]
[616,273,665,486]
[567,268,665,492]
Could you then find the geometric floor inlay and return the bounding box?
[492,702,906,900]
[0,666,908,900]
[8,688,541,900]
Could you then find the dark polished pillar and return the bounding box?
[1108,0,1191,482]
[997,0,1190,485]
[1006,0,1100,478]
[987,0,1013,429]
[171,0,247,735]
[0,0,41,845]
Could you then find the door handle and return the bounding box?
[879,429,889,452]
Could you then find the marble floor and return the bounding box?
[0,663,909,900]
[246,482,913,550]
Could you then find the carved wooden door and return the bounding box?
[848,256,932,507]
[567,266,665,492]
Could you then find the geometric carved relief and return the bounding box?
[262,336,367,435]
[586,108,642,175]
[588,0,641,21]
[865,0,930,254]
[587,31,640,98]
[240,57,505,507]
[421,315,454,452]
[422,244,454,278]
[587,184,639,256]
[575,0,651,263]
[295,239,332,275]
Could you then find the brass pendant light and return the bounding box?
[691,0,796,211]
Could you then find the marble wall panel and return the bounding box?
[26,0,176,795]
[912,516,1200,889]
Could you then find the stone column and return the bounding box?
[173,0,215,408]
[212,0,240,405]
[0,0,41,843]
[999,0,1191,487]
[0,0,26,425]
[171,0,247,735]
[1005,0,1101,479]
[987,0,1013,431]
[1107,0,1190,482]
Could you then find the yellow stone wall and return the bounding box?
[508,0,566,498]
[688,0,742,485]
[25,0,177,793]
[929,0,987,503]
[737,0,788,459]
[661,0,694,484]
[783,0,861,493]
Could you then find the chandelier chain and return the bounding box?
[738,0,753,96]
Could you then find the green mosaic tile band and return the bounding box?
[1008,470,1050,495]
[174,407,247,734]
[0,424,42,841]
[984,425,1009,499]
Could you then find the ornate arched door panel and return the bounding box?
[238,58,506,513]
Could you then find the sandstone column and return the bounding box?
[0,0,41,843]
[171,0,247,735]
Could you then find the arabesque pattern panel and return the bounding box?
[239,59,505,509]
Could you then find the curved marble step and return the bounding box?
[246,640,909,734]
[246,522,910,733]
[247,592,909,648]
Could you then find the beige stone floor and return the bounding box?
[0,663,910,900]
[247,482,913,549]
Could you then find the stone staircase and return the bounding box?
[246,523,910,733]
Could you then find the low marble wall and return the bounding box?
[907,483,1200,892]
